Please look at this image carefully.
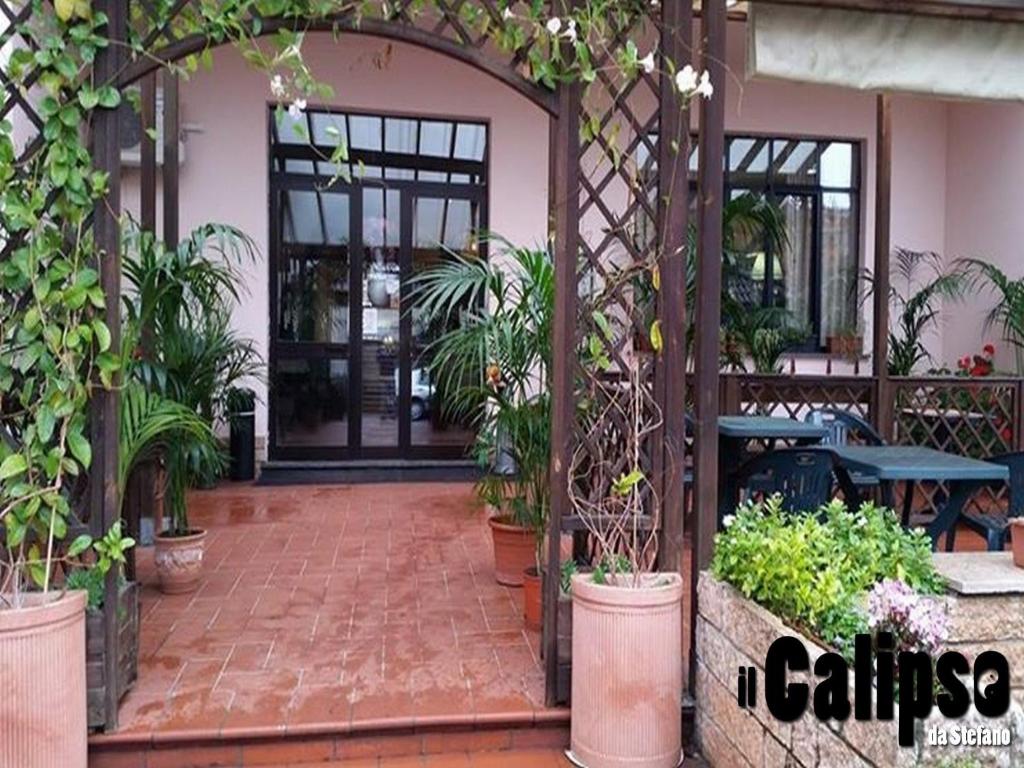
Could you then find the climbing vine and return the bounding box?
[0,0,707,595]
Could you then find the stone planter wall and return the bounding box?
[695,563,1024,768]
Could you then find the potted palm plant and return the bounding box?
[121,221,261,593]
[412,238,553,588]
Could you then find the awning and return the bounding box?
[747,2,1024,101]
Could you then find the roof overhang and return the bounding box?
[747,0,1024,101]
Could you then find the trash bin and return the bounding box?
[227,387,256,481]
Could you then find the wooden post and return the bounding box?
[689,0,726,690]
[655,0,692,577]
[91,0,125,731]
[140,73,157,232]
[872,94,893,441]
[162,70,180,249]
[544,73,582,707]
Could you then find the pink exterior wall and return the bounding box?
[943,100,1024,373]
[122,19,1011,453]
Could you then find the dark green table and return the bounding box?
[830,445,1009,549]
[716,416,830,523]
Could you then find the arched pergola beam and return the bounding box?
[118,14,560,117]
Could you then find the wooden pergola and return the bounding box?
[4,0,1020,729]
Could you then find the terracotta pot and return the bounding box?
[488,515,534,586]
[523,566,542,630]
[570,572,684,768]
[0,590,87,768]
[154,529,208,594]
[1011,520,1024,567]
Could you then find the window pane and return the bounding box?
[776,194,815,331]
[820,142,854,188]
[348,115,382,151]
[772,140,818,184]
[728,138,769,185]
[820,192,859,345]
[310,112,347,146]
[282,190,349,246]
[419,120,454,157]
[273,357,349,447]
[453,123,486,160]
[385,118,418,153]
[277,256,349,343]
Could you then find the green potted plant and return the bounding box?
[120,382,220,594]
[412,238,552,588]
[121,222,261,592]
[861,247,968,376]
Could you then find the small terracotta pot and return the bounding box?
[1011,520,1024,568]
[154,529,208,594]
[522,566,542,630]
[488,515,534,586]
[570,572,684,768]
[0,590,87,768]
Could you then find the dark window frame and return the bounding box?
[267,104,490,461]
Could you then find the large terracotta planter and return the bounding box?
[1,589,88,768]
[1012,519,1024,567]
[523,566,542,630]
[488,515,534,586]
[570,572,684,768]
[154,529,208,594]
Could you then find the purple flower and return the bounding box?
[868,579,948,655]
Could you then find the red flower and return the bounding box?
[957,356,970,370]
[1003,427,1014,444]
[983,343,996,357]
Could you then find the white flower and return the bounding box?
[502,6,514,20]
[674,64,698,94]
[695,69,714,99]
[546,16,562,35]
[270,74,285,97]
[722,514,735,528]
[288,98,307,119]
[563,18,577,42]
[639,51,655,75]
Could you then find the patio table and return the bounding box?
[830,445,1009,549]
[716,416,830,523]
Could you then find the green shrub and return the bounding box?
[711,496,944,655]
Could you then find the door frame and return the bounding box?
[267,112,489,462]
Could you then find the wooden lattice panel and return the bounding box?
[891,377,1021,520]
[569,11,663,518]
[734,375,874,422]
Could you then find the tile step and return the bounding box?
[89,715,570,767]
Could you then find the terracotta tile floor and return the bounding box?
[117,482,560,737]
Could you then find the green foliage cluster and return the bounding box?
[711,497,944,656]
[412,239,552,547]
[0,3,126,598]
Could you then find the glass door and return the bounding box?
[403,191,483,456]
[271,186,355,456]
[358,187,402,452]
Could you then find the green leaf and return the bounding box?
[37,406,56,443]
[92,319,111,352]
[55,0,75,21]
[67,534,93,557]
[68,432,92,469]
[0,454,28,480]
[650,319,663,353]
[612,469,645,496]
